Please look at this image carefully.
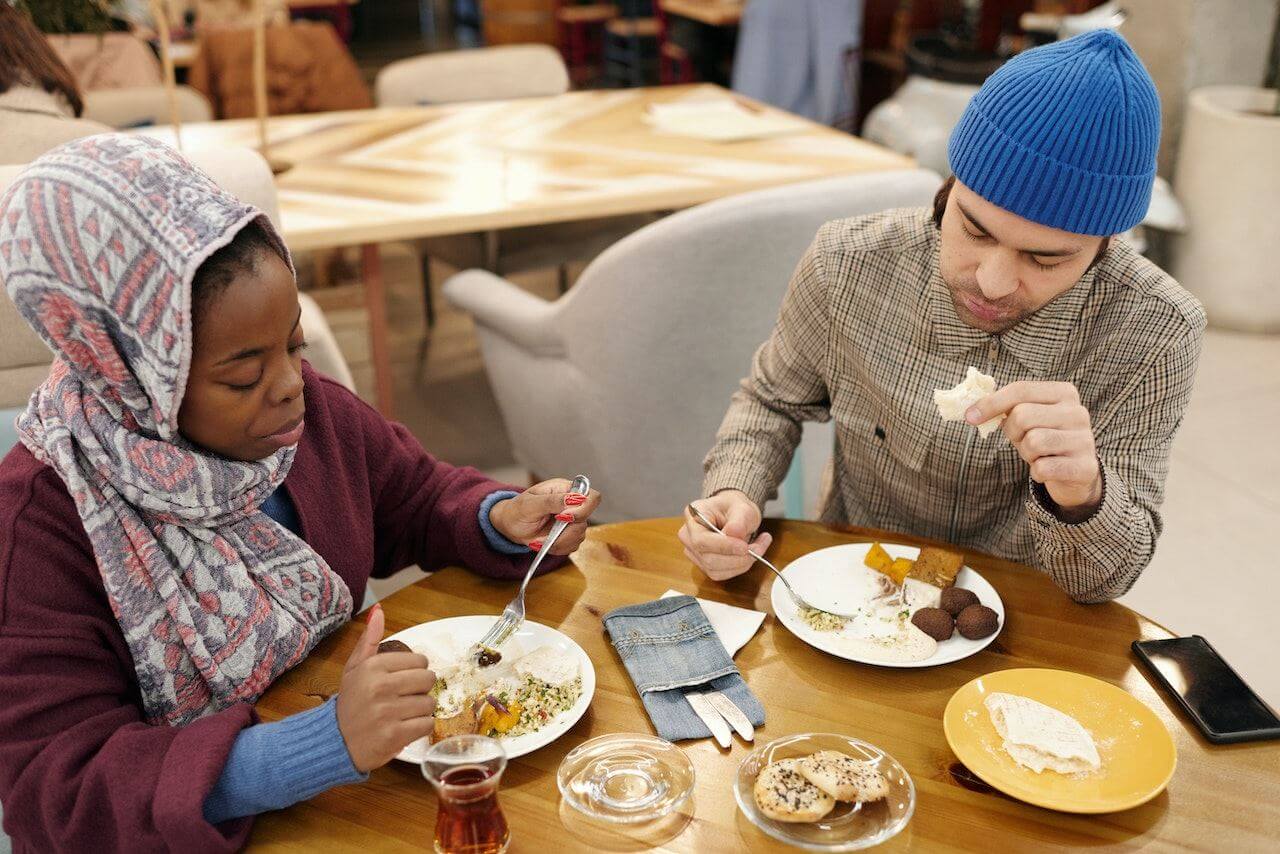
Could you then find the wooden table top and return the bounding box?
[249,519,1280,851]
[660,0,743,27]
[136,84,911,251]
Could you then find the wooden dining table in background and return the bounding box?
[137,85,911,417]
[250,519,1280,851]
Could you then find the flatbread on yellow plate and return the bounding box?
[943,668,1176,813]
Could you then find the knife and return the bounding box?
[705,690,755,742]
[685,691,732,748]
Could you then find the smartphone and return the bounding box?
[1132,636,1280,744]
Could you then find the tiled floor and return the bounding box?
[1122,329,1280,706]
[349,262,1280,708]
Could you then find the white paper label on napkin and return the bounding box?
[660,590,766,657]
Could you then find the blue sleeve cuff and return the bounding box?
[478,490,530,555]
[203,696,367,825]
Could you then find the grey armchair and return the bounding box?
[444,169,943,522]
[375,45,570,106]
[82,86,214,129]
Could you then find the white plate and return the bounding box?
[772,543,1004,669]
[385,615,596,763]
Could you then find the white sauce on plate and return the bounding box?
[826,624,939,663]
[798,566,944,662]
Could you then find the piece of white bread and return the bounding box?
[754,758,836,823]
[984,692,1101,775]
[797,751,890,802]
[934,366,1005,437]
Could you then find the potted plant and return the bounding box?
[1169,10,1280,332]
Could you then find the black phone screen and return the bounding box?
[1135,636,1279,737]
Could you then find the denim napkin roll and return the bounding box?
[604,595,765,741]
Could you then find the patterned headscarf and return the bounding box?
[0,134,353,727]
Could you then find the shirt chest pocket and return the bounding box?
[831,384,933,478]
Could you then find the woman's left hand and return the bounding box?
[489,479,604,554]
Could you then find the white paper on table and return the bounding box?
[643,99,809,142]
[660,589,766,657]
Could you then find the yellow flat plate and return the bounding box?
[943,668,1176,814]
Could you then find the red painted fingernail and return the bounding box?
[556,512,575,522]
[529,540,543,551]
[564,494,586,506]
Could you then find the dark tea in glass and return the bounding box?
[422,735,510,854]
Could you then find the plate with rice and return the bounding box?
[386,615,595,763]
[773,542,1004,668]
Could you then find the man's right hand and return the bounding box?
[335,604,437,773]
[678,489,772,581]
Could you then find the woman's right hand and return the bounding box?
[335,604,437,773]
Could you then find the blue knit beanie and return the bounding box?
[947,29,1160,236]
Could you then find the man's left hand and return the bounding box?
[966,381,1102,518]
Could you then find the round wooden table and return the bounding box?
[250,519,1280,851]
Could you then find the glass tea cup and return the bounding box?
[421,735,510,854]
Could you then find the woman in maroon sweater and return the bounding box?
[0,136,601,851]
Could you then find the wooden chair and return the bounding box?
[556,2,619,86]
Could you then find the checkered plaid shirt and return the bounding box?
[703,208,1205,603]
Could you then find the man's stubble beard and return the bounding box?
[942,273,1038,336]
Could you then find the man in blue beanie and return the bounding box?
[682,30,1205,604]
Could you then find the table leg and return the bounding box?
[360,243,395,418]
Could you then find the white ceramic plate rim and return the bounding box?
[385,615,595,763]
[771,543,1005,668]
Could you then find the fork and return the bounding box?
[471,475,592,659]
[686,504,860,621]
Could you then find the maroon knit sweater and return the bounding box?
[0,366,553,852]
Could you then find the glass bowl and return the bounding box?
[557,733,695,824]
[734,733,915,851]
